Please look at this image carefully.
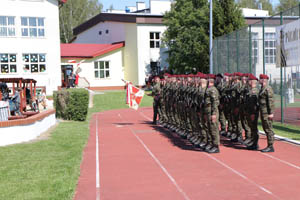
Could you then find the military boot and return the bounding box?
[261,145,274,153]
[207,146,220,153]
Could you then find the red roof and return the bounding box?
[60,42,125,58]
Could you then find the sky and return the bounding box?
[100,0,281,12]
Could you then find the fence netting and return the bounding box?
[213,5,300,125]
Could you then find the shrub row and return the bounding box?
[53,88,89,121]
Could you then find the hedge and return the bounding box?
[53,88,89,121]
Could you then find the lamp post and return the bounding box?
[209,0,213,74]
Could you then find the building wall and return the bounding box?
[61,48,125,88]
[73,22,126,44]
[124,23,139,85]
[137,24,168,85]
[0,0,61,95]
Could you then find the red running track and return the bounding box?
[74,107,300,200]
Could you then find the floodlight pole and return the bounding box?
[209,0,213,74]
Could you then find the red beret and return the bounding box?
[259,74,269,80]
[248,74,258,81]
[224,73,231,76]
[207,74,216,79]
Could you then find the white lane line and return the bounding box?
[132,131,191,200]
[140,111,152,121]
[205,154,281,200]
[261,153,300,170]
[118,113,191,200]
[96,114,100,200]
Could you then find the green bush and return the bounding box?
[53,88,89,121]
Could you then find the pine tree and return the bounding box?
[276,0,299,12]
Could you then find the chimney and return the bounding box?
[136,2,146,11]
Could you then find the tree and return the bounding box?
[213,0,245,37]
[109,4,114,11]
[237,0,258,9]
[163,0,245,73]
[163,0,210,74]
[276,0,299,12]
[237,0,274,15]
[59,0,103,43]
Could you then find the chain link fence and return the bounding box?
[213,4,300,125]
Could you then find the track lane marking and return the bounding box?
[96,114,100,200]
[139,109,281,199]
[118,113,191,200]
[260,153,300,170]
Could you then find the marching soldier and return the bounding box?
[215,73,227,136]
[203,74,220,153]
[259,74,275,152]
[244,74,260,150]
[150,76,161,125]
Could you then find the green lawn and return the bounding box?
[0,90,152,200]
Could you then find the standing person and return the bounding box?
[259,74,275,152]
[244,74,260,150]
[203,74,220,153]
[215,73,227,136]
[11,87,22,116]
[150,76,161,125]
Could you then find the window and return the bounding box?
[94,61,110,79]
[21,17,45,37]
[265,32,276,64]
[0,16,15,37]
[150,32,160,48]
[23,53,46,73]
[105,29,109,34]
[99,31,102,35]
[150,61,160,75]
[0,54,17,73]
[252,32,259,64]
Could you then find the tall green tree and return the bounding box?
[237,0,258,9]
[237,0,274,15]
[214,0,245,37]
[163,0,210,73]
[276,0,299,12]
[163,0,245,73]
[59,0,103,43]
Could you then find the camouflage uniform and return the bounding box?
[245,86,259,148]
[152,82,161,124]
[203,83,220,151]
[259,84,275,148]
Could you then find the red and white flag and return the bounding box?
[126,82,144,110]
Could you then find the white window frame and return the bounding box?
[21,17,45,38]
[0,53,17,74]
[22,53,46,73]
[150,32,161,48]
[94,61,110,79]
[265,32,276,64]
[252,32,259,64]
[0,16,16,37]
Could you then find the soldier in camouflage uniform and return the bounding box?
[215,73,227,136]
[244,74,260,150]
[259,74,275,152]
[240,73,251,144]
[230,72,243,143]
[203,74,220,153]
[150,76,161,124]
[224,73,234,138]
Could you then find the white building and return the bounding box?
[63,0,172,89]
[0,0,64,95]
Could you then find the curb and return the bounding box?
[259,130,300,146]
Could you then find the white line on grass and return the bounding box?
[96,114,101,200]
[118,113,191,200]
[205,154,281,200]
